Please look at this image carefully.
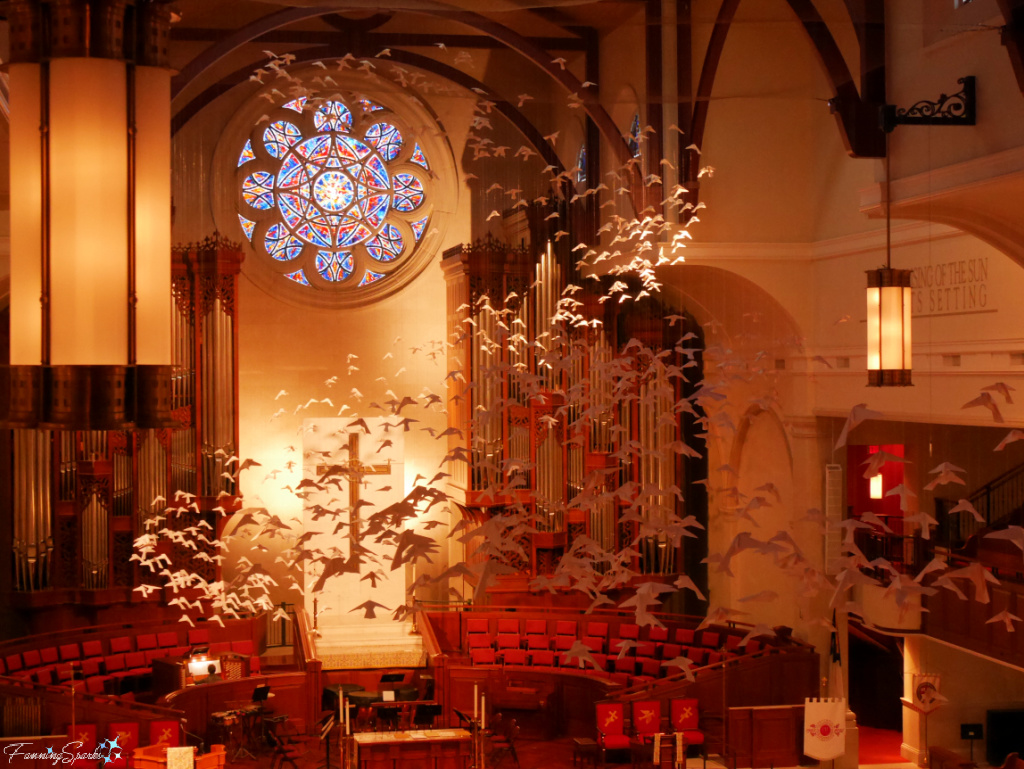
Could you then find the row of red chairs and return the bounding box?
[465,617,754,656]
[596,698,705,763]
[1,631,260,693]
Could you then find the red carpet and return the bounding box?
[860,725,906,764]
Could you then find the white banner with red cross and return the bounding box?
[803,697,847,760]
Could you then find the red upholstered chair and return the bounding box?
[466,618,489,635]
[632,700,661,742]
[724,634,742,652]
[675,628,695,645]
[124,651,149,674]
[4,654,23,673]
[187,628,210,646]
[700,631,720,649]
[104,654,127,675]
[109,637,132,654]
[661,643,682,660]
[631,657,663,686]
[554,634,576,652]
[585,622,608,640]
[745,640,763,654]
[618,623,640,641]
[555,620,576,636]
[468,633,492,651]
[22,649,43,669]
[59,643,81,661]
[707,651,722,665]
[136,634,158,651]
[529,649,555,667]
[0,658,6,676]
[85,676,109,695]
[501,648,527,666]
[157,632,178,648]
[524,619,546,637]
[648,626,669,643]
[497,633,521,651]
[497,618,520,635]
[144,649,166,664]
[526,635,549,652]
[82,658,104,678]
[40,647,60,666]
[595,703,631,759]
[81,640,103,659]
[635,642,656,659]
[613,657,636,677]
[471,648,497,665]
[608,638,631,656]
[686,647,708,665]
[582,636,604,653]
[670,698,706,767]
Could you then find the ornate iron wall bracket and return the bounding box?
[881,76,976,132]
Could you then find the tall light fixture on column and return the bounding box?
[3,0,174,429]
[867,76,977,387]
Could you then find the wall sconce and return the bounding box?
[869,473,883,500]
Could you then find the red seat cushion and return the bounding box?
[82,659,104,677]
[501,649,527,665]
[601,734,631,750]
[104,654,126,673]
[125,651,146,669]
[466,618,489,635]
[157,632,178,648]
[526,635,549,651]
[648,626,669,643]
[555,620,576,636]
[85,676,110,695]
[109,637,132,654]
[636,642,656,658]
[470,648,496,665]
[496,618,519,634]
[661,643,682,660]
[675,628,695,645]
[40,647,60,665]
[496,633,520,650]
[467,634,492,649]
[585,622,608,638]
[618,623,640,640]
[700,631,720,648]
[187,629,210,645]
[554,635,575,651]
[136,634,157,651]
[5,654,24,672]
[22,650,42,668]
[81,640,104,659]
[530,650,554,666]
[524,619,546,636]
[58,644,80,661]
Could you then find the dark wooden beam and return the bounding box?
[645,0,664,213]
[170,45,564,179]
[997,0,1024,93]
[171,27,589,52]
[785,0,885,157]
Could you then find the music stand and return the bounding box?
[414,703,443,729]
[253,685,272,703]
[251,685,273,751]
[453,708,472,728]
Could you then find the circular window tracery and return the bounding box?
[236,93,435,293]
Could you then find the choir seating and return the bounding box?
[670,697,706,766]
[632,700,662,742]
[595,702,631,760]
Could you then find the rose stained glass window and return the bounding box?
[237,94,431,291]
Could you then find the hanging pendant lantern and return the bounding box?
[866,267,912,387]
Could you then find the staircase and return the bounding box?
[938,461,1024,548]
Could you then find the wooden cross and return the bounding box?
[318,431,391,543]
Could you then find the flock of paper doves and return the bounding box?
[132,48,1024,663]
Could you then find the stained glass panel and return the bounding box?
[265,223,304,261]
[366,223,404,262]
[410,143,429,170]
[238,214,256,241]
[313,101,354,132]
[238,139,256,166]
[284,269,311,286]
[410,215,429,241]
[242,171,275,210]
[315,250,354,282]
[359,270,384,286]
[365,123,403,161]
[358,98,384,113]
[393,173,425,212]
[263,121,302,159]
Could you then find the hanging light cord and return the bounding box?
[885,131,892,270]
